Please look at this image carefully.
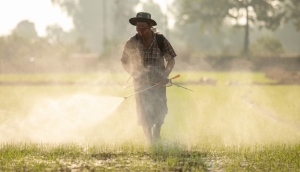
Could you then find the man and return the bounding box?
[121,12,176,143]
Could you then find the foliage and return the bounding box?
[179,0,290,55]
[12,20,38,40]
[270,22,300,53]
[0,33,89,60]
[0,20,92,73]
[180,0,286,30]
[171,22,245,58]
[250,35,285,56]
[46,24,66,43]
[285,0,300,31]
[0,33,49,61]
[51,0,141,53]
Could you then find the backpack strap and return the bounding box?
[135,33,165,55]
[156,33,165,55]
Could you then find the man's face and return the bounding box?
[136,22,151,37]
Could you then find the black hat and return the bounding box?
[129,12,157,26]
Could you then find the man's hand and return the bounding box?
[160,77,170,85]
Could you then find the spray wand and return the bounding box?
[123,74,193,99]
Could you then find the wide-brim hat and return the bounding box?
[129,12,157,26]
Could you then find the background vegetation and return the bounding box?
[0,0,299,73]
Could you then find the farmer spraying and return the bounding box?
[121,12,176,143]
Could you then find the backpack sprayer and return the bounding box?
[123,74,193,99]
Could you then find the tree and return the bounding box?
[13,20,38,40]
[285,0,300,31]
[180,0,288,56]
[51,0,140,53]
[273,22,300,53]
[46,24,65,43]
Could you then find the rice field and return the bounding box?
[0,71,299,171]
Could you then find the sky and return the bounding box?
[0,0,173,37]
[0,0,73,36]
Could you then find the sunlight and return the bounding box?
[226,6,255,26]
[153,0,168,13]
[135,0,173,14]
[134,0,175,29]
[0,0,73,36]
[153,0,174,14]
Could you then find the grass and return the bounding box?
[173,71,276,84]
[0,142,299,171]
[0,71,300,171]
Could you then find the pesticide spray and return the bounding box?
[0,94,124,143]
[0,73,193,143]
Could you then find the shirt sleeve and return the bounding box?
[121,40,131,64]
[163,37,177,61]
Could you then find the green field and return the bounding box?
[0,72,300,171]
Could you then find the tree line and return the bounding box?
[0,0,299,72]
[50,0,299,57]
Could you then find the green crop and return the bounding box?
[0,72,299,171]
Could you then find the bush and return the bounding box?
[250,35,285,57]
